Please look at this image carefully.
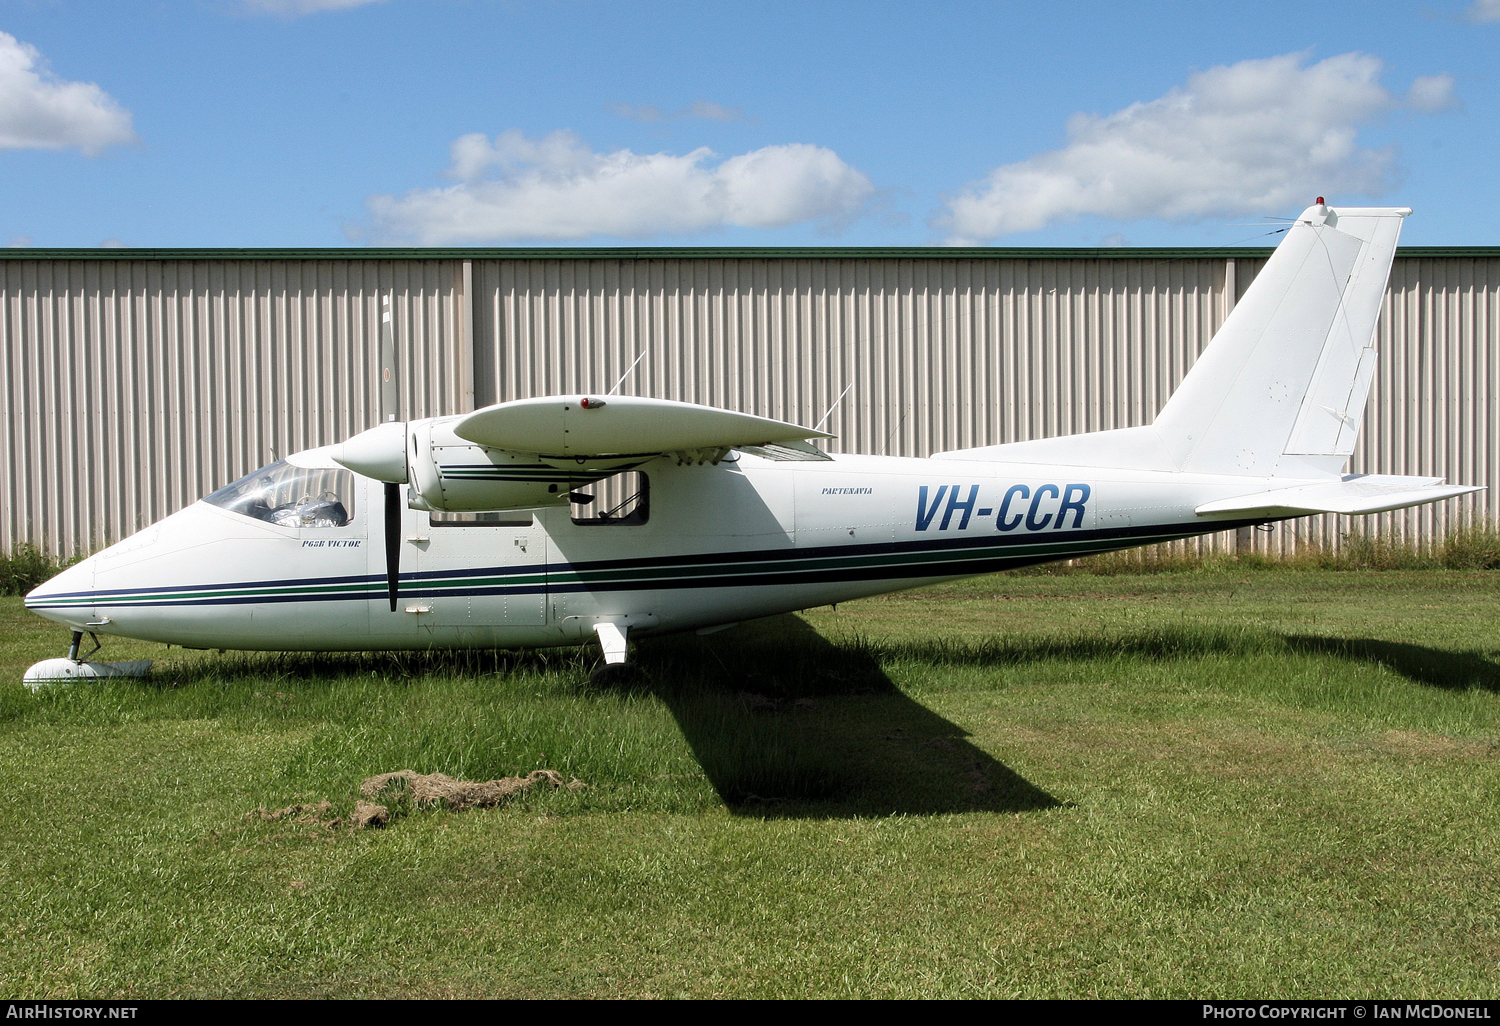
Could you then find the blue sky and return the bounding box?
[2,0,1497,248]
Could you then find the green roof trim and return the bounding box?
[1,245,1497,261]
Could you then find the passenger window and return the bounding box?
[571,472,649,526]
[430,511,533,527]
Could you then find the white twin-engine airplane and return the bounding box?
[22,203,1482,684]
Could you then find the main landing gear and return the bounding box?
[588,620,645,688]
[22,629,152,689]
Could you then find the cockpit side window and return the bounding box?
[204,460,357,528]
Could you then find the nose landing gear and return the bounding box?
[22,629,153,689]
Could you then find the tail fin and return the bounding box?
[935,202,1410,477]
[1153,203,1408,477]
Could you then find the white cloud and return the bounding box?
[937,52,1448,242]
[1465,0,1500,22]
[611,101,745,123]
[0,32,136,155]
[1101,233,1128,248]
[8,235,32,247]
[99,238,127,248]
[242,0,386,14]
[364,129,875,244]
[1407,74,1457,112]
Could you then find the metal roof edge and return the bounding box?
[1,245,1497,261]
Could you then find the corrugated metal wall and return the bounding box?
[476,258,1232,456]
[3,250,1496,557]
[1,258,470,556]
[1342,256,1500,554]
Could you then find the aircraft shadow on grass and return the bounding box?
[1281,635,1500,693]
[735,626,1500,695]
[635,616,1063,819]
[634,623,1500,816]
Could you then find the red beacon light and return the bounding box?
[1316,196,1325,205]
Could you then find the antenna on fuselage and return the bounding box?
[813,382,854,433]
[608,350,647,396]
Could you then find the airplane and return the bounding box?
[21,202,1483,686]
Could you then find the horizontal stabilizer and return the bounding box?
[454,395,831,458]
[1196,475,1482,518]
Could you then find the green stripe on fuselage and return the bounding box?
[33,527,1202,607]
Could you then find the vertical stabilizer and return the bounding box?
[1152,203,1408,477]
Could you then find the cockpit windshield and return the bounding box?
[204,460,356,528]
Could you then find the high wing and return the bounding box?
[452,395,833,458]
[333,394,834,485]
[1196,475,1483,518]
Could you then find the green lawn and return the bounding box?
[1,569,1498,998]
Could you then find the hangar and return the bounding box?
[2,245,1496,559]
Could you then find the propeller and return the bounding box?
[377,293,405,612]
[384,481,401,612]
[330,423,409,613]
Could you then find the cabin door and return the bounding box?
[418,511,548,626]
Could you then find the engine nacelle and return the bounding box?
[335,417,644,513]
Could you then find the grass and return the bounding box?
[2,568,1499,997]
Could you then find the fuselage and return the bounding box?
[25,449,1277,652]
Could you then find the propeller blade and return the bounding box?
[384,481,401,612]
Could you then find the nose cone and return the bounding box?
[24,555,98,627]
[24,502,264,646]
[24,520,164,629]
[332,422,409,483]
